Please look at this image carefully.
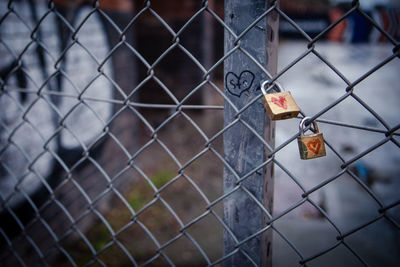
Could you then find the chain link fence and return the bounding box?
[0,0,399,266]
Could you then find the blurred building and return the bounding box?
[280,0,400,42]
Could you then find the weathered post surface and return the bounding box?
[223,0,278,266]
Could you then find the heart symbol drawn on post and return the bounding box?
[225,71,255,97]
[270,96,288,109]
[306,140,321,154]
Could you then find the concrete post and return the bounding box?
[223,0,278,266]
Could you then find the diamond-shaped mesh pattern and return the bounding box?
[0,0,399,266]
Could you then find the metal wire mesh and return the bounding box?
[0,0,399,266]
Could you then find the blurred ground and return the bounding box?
[273,41,400,266]
[57,106,225,266]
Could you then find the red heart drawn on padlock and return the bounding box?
[306,140,321,154]
[271,96,288,109]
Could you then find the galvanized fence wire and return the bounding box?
[0,0,399,266]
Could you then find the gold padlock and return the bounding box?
[261,80,300,120]
[297,117,326,160]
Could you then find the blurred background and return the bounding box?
[0,0,399,266]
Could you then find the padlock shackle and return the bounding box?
[299,117,319,136]
[260,80,283,95]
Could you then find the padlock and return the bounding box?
[261,80,300,120]
[297,117,326,160]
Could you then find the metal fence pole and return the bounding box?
[223,0,278,266]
